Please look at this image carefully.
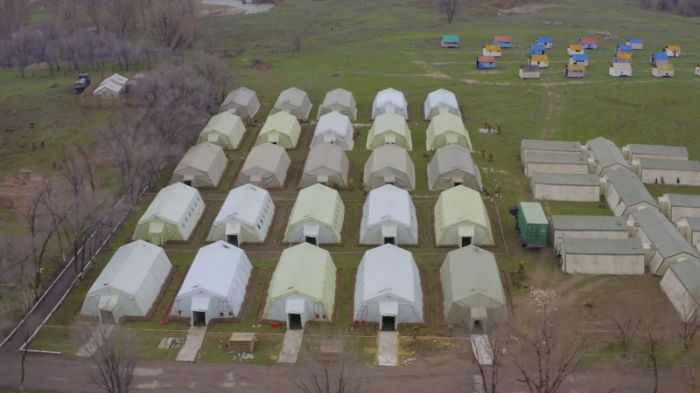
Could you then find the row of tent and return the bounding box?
[132,182,494,248]
[81,240,506,331]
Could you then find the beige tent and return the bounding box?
[299,143,350,189]
[366,113,413,151]
[317,88,357,120]
[425,109,472,151]
[363,145,416,190]
[197,112,247,150]
[270,87,312,121]
[256,111,301,149]
[172,142,228,188]
[427,144,482,191]
[220,87,260,121]
[238,143,291,189]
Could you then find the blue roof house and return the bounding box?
[536,37,553,48]
[476,56,496,69]
[528,44,546,56]
[651,52,669,66]
[569,53,589,66]
[626,38,643,50]
[612,57,632,64]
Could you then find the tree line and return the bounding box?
[640,0,700,16]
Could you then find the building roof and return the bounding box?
[478,56,495,62]
[525,152,588,165]
[220,87,260,119]
[665,194,700,208]
[199,111,246,147]
[315,111,353,140]
[176,241,251,299]
[520,202,548,224]
[653,52,669,60]
[243,142,289,173]
[537,36,553,43]
[529,43,546,50]
[275,87,309,107]
[571,53,589,61]
[485,44,501,51]
[579,37,598,44]
[627,38,643,44]
[442,35,460,42]
[175,142,225,174]
[666,44,681,51]
[288,183,343,228]
[521,65,541,72]
[303,143,349,176]
[530,54,549,61]
[138,183,201,226]
[531,172,600,187]
[639,158,700,172]
[631,208,698,258]
[318,88,357,119]
[668,259,700,300]
[568,63,586,72]
[685,217,700,231]
[562,237,644,255]
[626,144,688,158]
[357,244,419,302]
[606,168,657,207]
[618,52,633,60]
[365,184,414,228]
[436,186,491,229]
[617,44,633,52]
[213,184,271,228]
[587,137,628,170]
[494,35,512,42]
[441,245,506,305]
[569,43,584,51]
[426,109,470,147]
[552,215,628,231]
[367,112,412,149]
[521,139,582,153]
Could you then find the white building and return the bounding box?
[677,218,700,248]
[602,168,658,217]
[360,185,418,246]
[530,173,600,202]
[659,194,700,223]
[207,184,275,246]
[587,137,630,175]
[550,215,629,252]
[520,139,583,164]
[311,111,354,150]
[633,158,700,186]
[171,241,252,325]
[622,144,689,161]
[372,88,409,119]
[660,259,700,322]
[560,238,645,275]
[353,244,423,330]
[523,152,590,177]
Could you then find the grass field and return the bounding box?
[24,0,700,367]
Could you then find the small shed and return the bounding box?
[520,65,541,79]
[586,137,629,175]
[354,244,423,330]
[530,172,601,202]
[616,44,633,55]
[424,88,460,120]
[528,55,549,68]
[299,143,350,189]
[493,35,512,48]
[659,194,700,222]
[651,52,669,65]
[284,183,345,245]
[665,44,682,57]
[81,240,172,323]
[312,111,354,150]
[567,44,585,55]
[560,238,645,275]
[425,108,471,151]
[622,144,688,161]
[528,44,546,56]
[660,259,700,322]
[569,53,589,66]
[516,202,549,248]
[523,152,589,177]
[171,241,252,325]
[695,64,700,77]
[602,168,658,217]
[652,63,675,78]
[628,208,699,276]
[633,158,700,186]
[360,185,418,245]
[626,38,644,50]
[677,217,700,248]
[476,56,496,69]
[520,139,583,163]
[579,37,598,49]
[220,87,260,121]
[197,111,247,150]
[434,185,494,247]
[440,246,506,329]
[172,142,228,188]
[427,144,482,191]
[565,63,586,78]
[483,44,502,57]
[270,87,312,121]
[363,145,416,190]
[228,333,257,354]
[366,112,413,151]
[550,215,629,252]
[263,243,336,329]
[317,88,357,120]
[372,88,408,120]
[609,62,632,77]
[256,111,301,149]
[133,183,204,245]
[207,184,275,245]
[536,36,553,48]
[238,143,291,189]
[441,35,460,48]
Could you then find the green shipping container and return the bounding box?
[517,202,549,248]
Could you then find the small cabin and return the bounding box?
[529,54,549,68]
[519,65,541,80]
[567,44,585,56]
[579,37,598,49]
[626,38,643,50]
[565,63,586,78]
[617,44,633,55]
[695,64,700,77]
[665,44,681,57]
[569,53,589,66]
[612,56,632,64]
[536,36,553,48]
[441,34,460,48]
[528,44,546,56]
[493,35,512,48]
[609,62,632,77]
[651,52,669,66]
[476,56,496,69]
[652,63,674,78]
[483,44,502,57]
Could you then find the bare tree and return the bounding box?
[6,27,40,78]
[105,0,138,38]
[646,331,659,393]
[679,305,700,351]
[611,316,642,356]
[147,0,196,50]
[89,325,137,393]
[190,52,234,104]
[0,0,31,39]
[295,334,361,393]
[439,0,459,23]
[475,338,503,393]
[82,0,105,34]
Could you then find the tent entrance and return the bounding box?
[193,311,206,326]
[461,236,472,247]
[288,313,303,330]
[227,234,239,247]
[452,177,464,187]
[183,180,192,187]
[303,224,320,245]
[384,237,396,245]
[458,225,475,248]
[305,236,317,245]
[381,316,396,331]
[381,225,397,245]
[379,301,398,331]
[100,309,115,325]
[383,175,396,186]
[470,307,488,334]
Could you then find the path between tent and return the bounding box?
[176,326,207,362]
[278,329,304,364]
[470,334,493,366]
[377,331,398,366]
[75,325,115,357]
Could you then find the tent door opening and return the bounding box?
[100,309,115,325]
[471,319,485,334]
[453,181,462,187]
[305,236,317,245]
[183,180,192,187]
[381,316,396,331]
[461,236,472,247]
[227,234,239,247]
[193,311,206,326]
[383,237,396,245]
[288,313,303,330]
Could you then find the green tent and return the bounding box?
[284,183,345,244]
[133,183,205,245]
[256,111,301,149]
[197,111,246,150]
[366,113,413,151]
[434,185,494,246]
[425,108,472,151]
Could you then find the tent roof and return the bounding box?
[552,215,628,232]
[425,89,459,113]
[315,111,353,139]
[365,184,414,227]
[244,143,288,172]
[358,244,418,302]
[521,139,582,152]
[202,111,245,137]
[304,143,348,173]
[267,243,336,301]
[638,158,700,172]
[276,87,309,107]
[288,184,343,227]
[373,88,407,110]
[320,88,356,110]
[436,186,490,228]
[626,144,688,158]
[214,184,271,227]
[665,194,700,208]
[87,240,167,296]
[587,137,628,169]
[261,111,300,136]
[175,142,225,173]
[531,172,600,186]
[371,113,411,137]
[432,144,480,177]
[138,183,201,225]
[525,152,588,165]
[177,241,251,298]
[223,87,257,106]
[366,144,414,174]
[94,80,124,94]
[605,168,658,207]
[428,111,468,138]
[562,237,645,255]
[442,245,505,304]
[631,208,698,258]
[669,259,700,300]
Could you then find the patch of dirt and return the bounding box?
[251,59,271,72]
[462,78,511,86]
[424,72,449,79]
[199,5,244,16]
[501,2,557,15]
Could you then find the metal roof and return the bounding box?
[552,215,628,231]
[639,158,700,172]
[525,152,588,165]
[686,217,700,231]
[668,259,700,299]
[587,137,629,170]
[626,144,688,158]
[665,194,700,208]
[520,202,548,224]
[521,139,581,152]
[605,168,657,207]
[631,208,698,258]
[562,237,644,255]
[531,172,600,186]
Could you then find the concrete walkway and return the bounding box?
[176,326,207,362]
[471,334,493,366]
[278,330,304,364]
[377,331,398,366]
[75,325,115,357]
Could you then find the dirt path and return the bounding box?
[540,83,561,138]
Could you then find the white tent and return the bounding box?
[93,73,128,96]
[81,240,172,323]
[311,111,354,150]
[372,88,408,119]
[354,244,423,330]
[207,184,275,245]
[133,183,205,245]
[172,142,228,188]
[171,241,252,325]
[424,88,460,120]
[360,185,418,245]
